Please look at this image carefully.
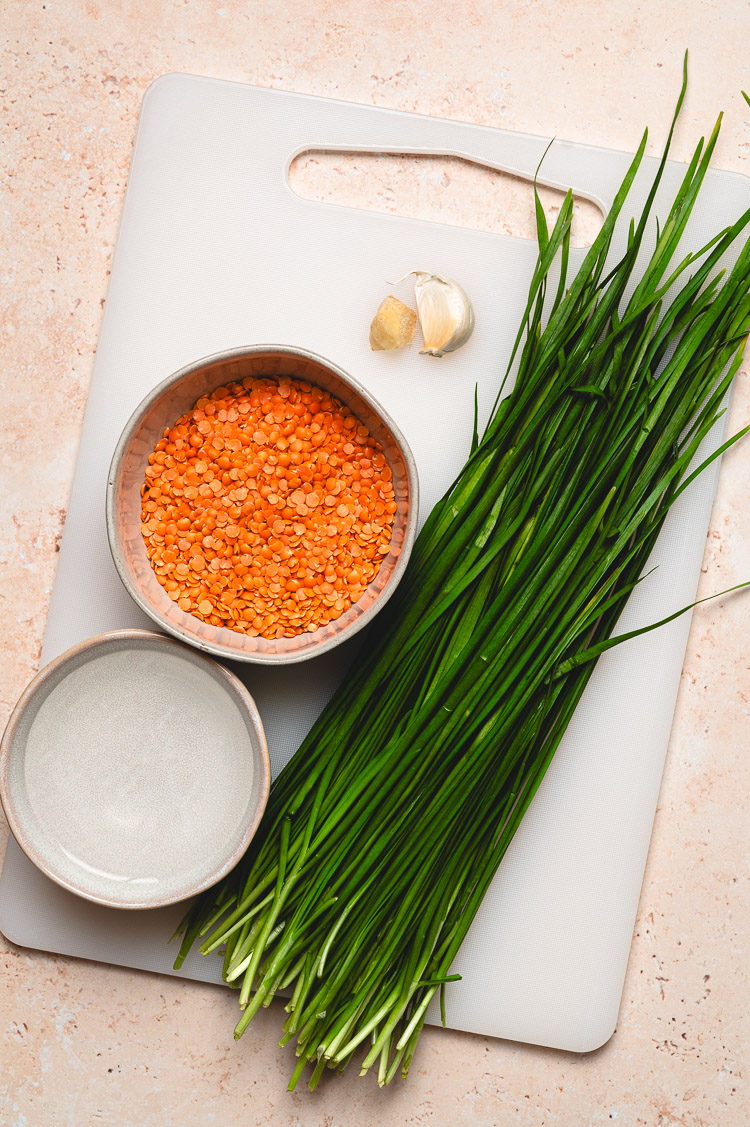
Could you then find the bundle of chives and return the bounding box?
[173,65,750,1089]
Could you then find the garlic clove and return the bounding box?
[411,271,475,357]
[369,295,417,351]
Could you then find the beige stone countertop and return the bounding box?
[1,2,749,1124]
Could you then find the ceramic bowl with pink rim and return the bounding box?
[106,345,418,665]
[0,630,271,910]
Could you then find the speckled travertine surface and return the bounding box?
[1,3,749,1124]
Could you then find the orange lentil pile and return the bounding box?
[141,375,397,640]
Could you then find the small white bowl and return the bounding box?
[0,629,271,910]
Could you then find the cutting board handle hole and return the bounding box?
[288,150,604,247]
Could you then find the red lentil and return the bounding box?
[141,375,396,640]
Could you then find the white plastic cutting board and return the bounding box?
[2,75,749,1053]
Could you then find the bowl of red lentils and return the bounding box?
[106,345,418,664]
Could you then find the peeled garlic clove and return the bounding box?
[412,271,475,357]
[369,295,417,351]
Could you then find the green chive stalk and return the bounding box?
[173,62,750,1089]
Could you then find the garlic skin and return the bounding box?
[412,271,475,357]
[369,295,417,351]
